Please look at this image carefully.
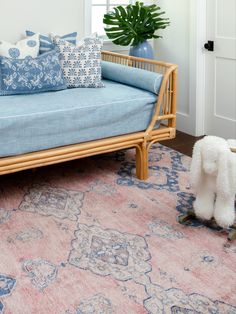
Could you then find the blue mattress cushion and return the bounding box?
[0,80,158,157]
[0,49,67,96]
[102,61,163,94]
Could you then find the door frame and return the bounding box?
[190,0,207,136]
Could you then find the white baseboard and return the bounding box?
[176,112,196,136]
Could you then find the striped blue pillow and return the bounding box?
[26,31,77,54]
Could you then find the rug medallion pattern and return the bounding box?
[69,224,151,283]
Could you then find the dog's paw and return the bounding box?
[214,197,235,228]
[214,207,235,229]
[193,198,214,221]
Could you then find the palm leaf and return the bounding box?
[103,1,170,46]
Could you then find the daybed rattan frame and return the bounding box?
[0,51,177,180]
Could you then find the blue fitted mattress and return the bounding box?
[0,79,158,158]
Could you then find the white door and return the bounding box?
[205,0,236,139]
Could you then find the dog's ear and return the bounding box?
[190,139,203,189]
[217,150,236,198]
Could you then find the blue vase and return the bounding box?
[129,40,154,59]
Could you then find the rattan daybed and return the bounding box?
[0,51,177,180]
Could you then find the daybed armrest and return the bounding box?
[101,51,177,139]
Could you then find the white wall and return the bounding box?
[154,0,196,135]
[0,0,85,42]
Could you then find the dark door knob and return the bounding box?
[204,40,214,51]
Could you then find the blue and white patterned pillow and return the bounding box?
[26,31,77,54]
[0,34,40,59]
[53,36,104,88]
[0,49,67,95]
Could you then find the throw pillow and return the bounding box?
[26,31,77,54]
[53,36,104,88]
[0,49,67,95]
[0,34,39,59]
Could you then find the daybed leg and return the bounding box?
[136,143,149,180]
[136,145,142,179]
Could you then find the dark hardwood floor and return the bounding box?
[161,130,203,157]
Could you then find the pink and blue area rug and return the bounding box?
[0,144,235,314]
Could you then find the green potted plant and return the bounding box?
[103,1,170,59]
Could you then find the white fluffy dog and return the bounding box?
[190,136,236,228]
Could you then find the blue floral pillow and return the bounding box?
[26,31,77,54]
[0,49,67,95]
[53,36,104,88]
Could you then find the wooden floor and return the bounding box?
[162,130,203,157]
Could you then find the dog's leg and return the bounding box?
[214,195,235,228]
[193,188,215,221]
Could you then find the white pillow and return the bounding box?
[0,34,39,59]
